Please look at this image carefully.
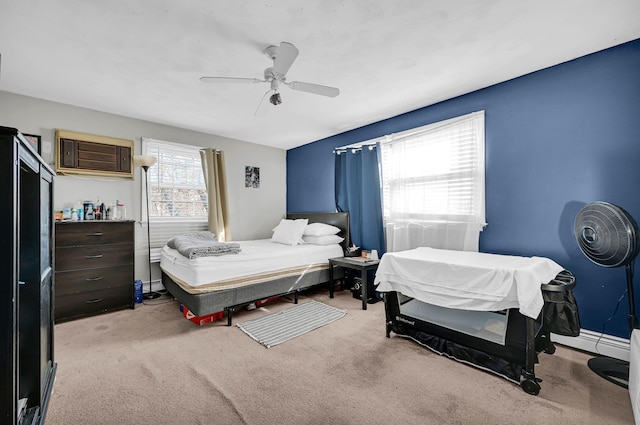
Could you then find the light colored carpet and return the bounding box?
[46,288,635,425]
[237,300,346,348]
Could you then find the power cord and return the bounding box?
[594,287,628,354]
[142,293,177,306]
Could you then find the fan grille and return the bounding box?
[574,201,639,268]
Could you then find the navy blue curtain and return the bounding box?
[335,145,385,256]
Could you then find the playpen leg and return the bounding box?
[382,292,397,338]
[520,317,541,395]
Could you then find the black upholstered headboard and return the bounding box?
[286,212,350,253]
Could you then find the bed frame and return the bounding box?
[161,212,350,326]
[383,271,575,395]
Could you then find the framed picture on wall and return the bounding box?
[23,133,42,155]
[245,166,260,188]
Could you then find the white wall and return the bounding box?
[0,91,287,285]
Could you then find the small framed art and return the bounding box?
[245,166,260,188]
[23,133,42,155]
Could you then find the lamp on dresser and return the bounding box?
[133,155,161,300]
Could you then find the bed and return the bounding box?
[374,247,576,395]
[160,212,350,325]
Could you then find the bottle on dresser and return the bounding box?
[84,202,94,220]
[114,200,126,220]
[94,198,101,220]
[76,201,83,221]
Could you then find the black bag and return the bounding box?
[541,273,581,337]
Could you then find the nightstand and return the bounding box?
[328,257,381,310]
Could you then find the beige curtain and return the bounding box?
[200,148,231,241]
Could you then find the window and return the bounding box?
[143,138,207,219]
[379,111,485,251]
[141,138,208,252]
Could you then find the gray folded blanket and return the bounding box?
[167,231,241,259]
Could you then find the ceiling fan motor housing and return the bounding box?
[574,201,640,268]
[264,45,279,61]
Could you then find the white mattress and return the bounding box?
[160,239,343,293]
[374,247,565,319]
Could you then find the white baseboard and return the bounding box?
[150,279,165,293]
[552,329,630,362]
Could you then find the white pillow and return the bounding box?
[271,219,308,246]
[302,235,345,246]
[304,222,341,237]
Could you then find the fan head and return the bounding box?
[574,201,640,268]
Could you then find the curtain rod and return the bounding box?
[333,141,379,154]
[333,110,484,154]
[199,148,222,154]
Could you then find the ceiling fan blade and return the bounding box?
[200,76,263,84]
[272,42,299,77]
[255,89,274,116]
[287,81,340,97]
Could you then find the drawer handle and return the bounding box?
[85,298,104,304]
[86,232,104,237]
[85,276,104,282]
[85,254,104,259]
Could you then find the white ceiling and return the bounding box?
[1,1,639,150]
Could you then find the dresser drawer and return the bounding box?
[55,285,133,322]
[55,243,133,271]
[55,221,134,247]
[55,265,133,296]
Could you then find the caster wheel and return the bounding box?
[544,344,556,355]
[521,379,541,395]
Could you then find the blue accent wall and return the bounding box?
[287,39,640,339]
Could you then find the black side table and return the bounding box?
[328,257,381,310]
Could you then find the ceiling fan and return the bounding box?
[200,41,340,115]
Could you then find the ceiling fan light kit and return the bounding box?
[200,41,339,114]
[269,92,282,105]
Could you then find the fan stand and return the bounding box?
[587,357,629,387]
[587,262,637,389]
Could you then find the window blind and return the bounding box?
[380,111,485,226]
[141,138,209,254]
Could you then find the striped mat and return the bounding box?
[237,300,347,348]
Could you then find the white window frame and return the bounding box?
[379,111,486,228]
[336,111,485,252]
[141,137,208,255]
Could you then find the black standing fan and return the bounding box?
[574,201,640,388]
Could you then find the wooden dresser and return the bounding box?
[55,220,135,322]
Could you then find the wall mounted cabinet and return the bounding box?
[55,129,134,178]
